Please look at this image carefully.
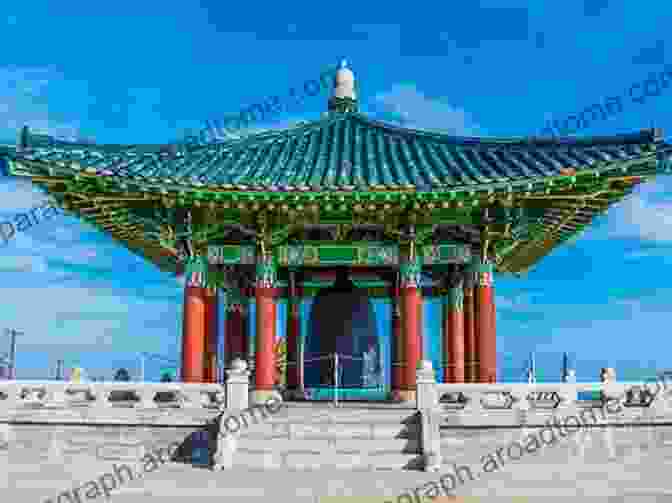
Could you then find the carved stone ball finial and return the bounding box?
[231,358,248,372]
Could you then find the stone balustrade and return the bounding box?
[416,362,672,417]
[430,381,671,414]
[0,381,226,411]
[414,361,672,470]
[0,359,257,426]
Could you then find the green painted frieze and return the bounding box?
[184,255,208,288]
[255,257,277,288]
[422,243,471,265]
[400,257,422,288]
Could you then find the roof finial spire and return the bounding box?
[329,59,358,113]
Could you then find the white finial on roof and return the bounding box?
[333,59,356,101]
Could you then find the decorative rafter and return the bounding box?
[1,121,667,274]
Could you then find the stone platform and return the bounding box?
[3,367,672,501]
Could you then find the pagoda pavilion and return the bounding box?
[1,64,670,403]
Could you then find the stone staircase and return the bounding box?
[227,403,424,471]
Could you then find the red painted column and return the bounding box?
[270,288,278,385]
[181,286,206,382]
[390,274,403,399]
[475,262,497,383]
[203,287,218,383]
[491,280,497,381]
[181,257,208,382]
[254,258,277,401]
[463,270,477,383]
[286,270,300,393]
[180,284,205,383]
[443,271,465,383]
[399,257,422,401]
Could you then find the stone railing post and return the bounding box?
[93,386,112,409]
[180,384,211,408]
[138,387,157,409]
[600,367,625,408]
[0,383,19,410]
[511,385,532,445]
[511,385,531,425]
[416,360,441,471]
[213,359,250,471]
[462,391,483,415]
[558,370,578,411]
[226,358,249,411]
[420,407,442,472]
[48,384,68,407]
[416,360,437,410]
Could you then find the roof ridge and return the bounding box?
[356,114,662,147]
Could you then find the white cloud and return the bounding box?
[370,84,483,136]
[199,115,315,144]
[604,179,672,244]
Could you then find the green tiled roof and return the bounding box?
[1,118,670,276]
[2,115,667,191]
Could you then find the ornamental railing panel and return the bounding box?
[0,381,226,411]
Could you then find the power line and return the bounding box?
[56,359,64,381]
[3,329,22,379]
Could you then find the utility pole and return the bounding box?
[56,359,64,381]
[4,329,21,380]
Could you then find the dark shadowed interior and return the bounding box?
[304,268,381,388]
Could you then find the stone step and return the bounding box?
[237,437,421,454]
[231,450,424,471]
[246,405,417,425]
[235,420,420,440]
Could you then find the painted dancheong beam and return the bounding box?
[207,242,472,266]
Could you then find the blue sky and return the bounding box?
[0,0,670,382]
